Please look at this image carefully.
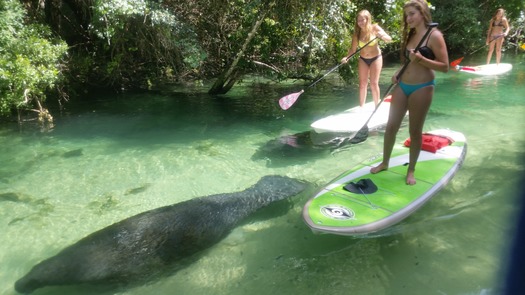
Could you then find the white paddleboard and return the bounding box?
[310,96,405,134]
[456,63,512,76]
[303,129,467,235]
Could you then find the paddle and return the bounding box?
[450,34,504,68]
[343,22,439,145]
[278,37,380,110]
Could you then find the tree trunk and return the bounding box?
[208,7,269,95]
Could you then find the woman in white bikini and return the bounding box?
[486,8,510,65]
[370,0,449,185]
[341,10,392,107]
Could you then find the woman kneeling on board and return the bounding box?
[370,0,449,185]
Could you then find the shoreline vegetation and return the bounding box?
[1,0,524,125]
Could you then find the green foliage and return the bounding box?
[255,0,357,75]
[84,0,204,88]
[432,0,483,53]
[0,0,67,120]
[433,0,524,55]
[10,0,525,105]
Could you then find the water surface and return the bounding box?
[1,54,524,295]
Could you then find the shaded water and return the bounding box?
[1,54,524,295]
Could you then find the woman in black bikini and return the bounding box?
[341,10,392,107]
[486,8,510,65]
[370,0,449,185]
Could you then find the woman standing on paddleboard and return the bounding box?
[486,8,510,65]
[341,10,392,108]
[370,0,449,185]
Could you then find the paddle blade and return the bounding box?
[278,90,304,110]
[450,57,464,67]
[352,125,369,144]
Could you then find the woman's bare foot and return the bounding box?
[406,170,416,185]
[371,162,388,174]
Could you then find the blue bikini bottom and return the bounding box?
[398,80,435,96]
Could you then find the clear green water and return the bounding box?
[1,54,524,295]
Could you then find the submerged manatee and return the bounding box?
[251,130,366,167]
[15,175,307,294]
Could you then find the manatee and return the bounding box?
[251,130,364,167]
[14,175,307,294]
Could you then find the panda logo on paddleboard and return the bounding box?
[320,205,355,220]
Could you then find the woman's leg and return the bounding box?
[495,38,503,64]
[486,41,496,64]
[369,56,383,106]
[371,86,408,174]
[405,85,434,185]
[358,59,370,107]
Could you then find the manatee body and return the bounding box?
[15,175,306,294]
[251,131,362,167]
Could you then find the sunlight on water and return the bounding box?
[1,55,523,295]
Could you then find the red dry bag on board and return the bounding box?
[404,133,454,153]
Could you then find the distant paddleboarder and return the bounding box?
[486,8,510,65]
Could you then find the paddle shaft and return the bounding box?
[279,36,380,110]
[471,34,504,54]
[307,36,380,89]
[451,35,504,66]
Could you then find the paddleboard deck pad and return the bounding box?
[456,63,512,76]
[310,95,407,134]
[302,129,467,235]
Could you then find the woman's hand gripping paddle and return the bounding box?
[450,35,504,68]
[348,23,439,144]
[278,37,379,110]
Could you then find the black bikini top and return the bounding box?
[493,20,505,27]
[405,30,436,61]
[418,46,435,60]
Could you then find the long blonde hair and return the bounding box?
[491,8,506,23]
[400,0,432,61]
[354,10,374,43]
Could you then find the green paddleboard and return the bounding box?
[303,129,467,235]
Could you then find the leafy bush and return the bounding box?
[85,0,202,89]
[0,0,67,122]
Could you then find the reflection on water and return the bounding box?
[0,56,524,295]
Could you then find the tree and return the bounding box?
[208,1,274,94]
[0,0,68,123]
[5,0,523,123]
[432,0,525,53]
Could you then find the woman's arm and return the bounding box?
[374,24,392,43]
[486,20,493,43]
[342,33,359,63]
[503,17,510,36]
